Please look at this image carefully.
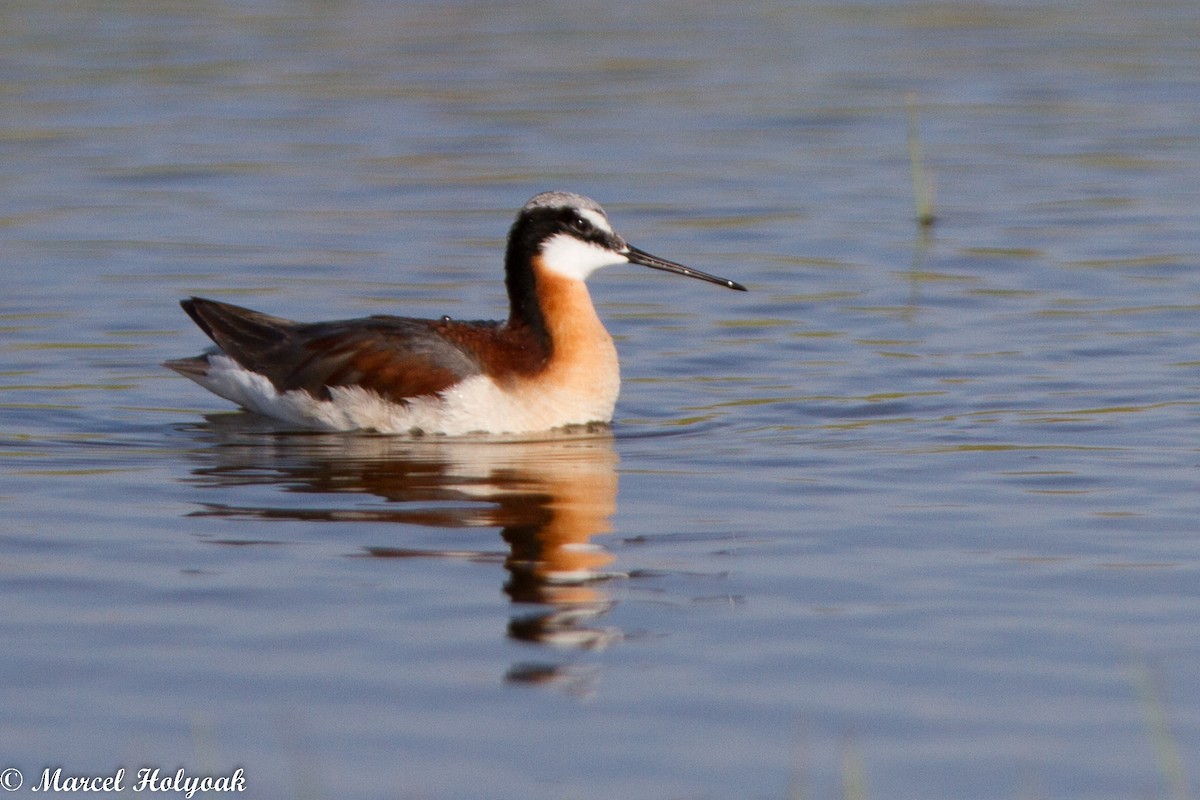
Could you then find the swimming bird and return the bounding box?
[165,191,746,435]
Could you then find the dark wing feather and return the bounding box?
[175,297,488,403]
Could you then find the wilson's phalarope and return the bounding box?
[165,191,746,435]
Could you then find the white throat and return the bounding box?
[539,233,628,282]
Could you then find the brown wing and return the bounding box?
[175,297,490,403]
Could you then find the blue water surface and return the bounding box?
[2,1,1199,798]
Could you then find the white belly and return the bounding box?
[188,355,620,436]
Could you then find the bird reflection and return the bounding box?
[179,414,622,679]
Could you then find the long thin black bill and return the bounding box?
[625,245,747,291]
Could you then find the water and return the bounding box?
[3,1,1199,798]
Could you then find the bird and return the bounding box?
[164,190,746,436]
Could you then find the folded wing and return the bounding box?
[166,297,487,404]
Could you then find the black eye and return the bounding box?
[571,216,589,232]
